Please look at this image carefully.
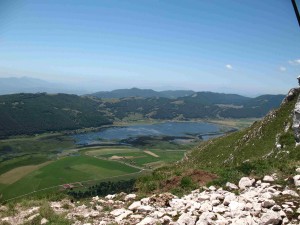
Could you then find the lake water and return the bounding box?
[73,121,234,146]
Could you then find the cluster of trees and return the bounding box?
[67,179,136,199]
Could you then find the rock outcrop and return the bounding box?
[2,171,300,225]
[290,88,300,144]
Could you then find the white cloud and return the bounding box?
[225,64,233,70]
[279,66,286,72]
[288,59,300,65]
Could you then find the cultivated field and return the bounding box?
[85,146,185,168]
[0,155,139,200]
[0,132,188,201]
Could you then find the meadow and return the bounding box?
[85,146,185,169]
[0,155,140,200]
[0,134,187,201]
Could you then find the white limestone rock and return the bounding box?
[293,174,300,186]
[282,189,299,197]
[177,213,197,225]
[259,210,282,225]
[124,193,136,201]
[199,202,213,212]
[110,208,127,217]
[263,175,275,182]
[115,210,132,223]
[262,199,276,208]
[225,182,238,190]
[105,194,115,200]
[136,217,158,225]
[223,193,236,206]
[128,201,141,211]
[41,218,49,225]
[238,177,255,190]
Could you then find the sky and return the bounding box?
[0,0,300,96]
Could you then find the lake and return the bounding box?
[73,121,235,146]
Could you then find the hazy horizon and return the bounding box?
[0,76,289,97]
[1,1,300,96]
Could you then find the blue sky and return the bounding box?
[0,0,300,95]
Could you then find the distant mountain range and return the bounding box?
[0,77,87,95]
[90,88,195,99]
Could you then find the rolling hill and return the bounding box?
[90,88,195,99]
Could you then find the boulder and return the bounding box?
[136,217,158,225]
[223,193,236,206]
[225,182,238,190]
[263,175,274,182]
[128,201,141,211]
[259,211,282,225]
[115,210,132,223]
[228,201,245,211]
[177,213,197,225]
[105,194,115,200]
[238,177,254,190]
[124,193,136,201]
[282,189,299,197]
[262,199,275,208]
[199,202,212,212]
[137,205,154,213]
[41,218,49,225]
[110,208,127,217]
[293,174,300,186]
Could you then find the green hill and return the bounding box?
[137,88,300,194]
[90,88,195,99]
[0,92,285,137]
[102,93,284,120]
[0,93,111,137]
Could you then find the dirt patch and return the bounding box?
[144,151,159,158]
[109,155,145,160]
[163,170,218,191]
[110,155,124,160]
[0,161,51,184]
[110,155,135,160]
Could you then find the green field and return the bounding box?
[0,155,139,200]
[85,146,185,168]
[0,132,189,201]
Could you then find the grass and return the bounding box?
[91,147,185,167]
[84,147,139,156]
[0,155,49,176]
[0,161,51,184]
[0,133,75,156]
[0,117,252,201]
[136,92,300,195]
[0,133,75,176]
[0,155,139,200]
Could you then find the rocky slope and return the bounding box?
[1,170,300,225]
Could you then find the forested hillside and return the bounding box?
[101,92,285,120]
[90,88,195,99]
[0,93,111,137]
[0,92,285,137]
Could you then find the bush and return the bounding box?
[279,131,295,147]
[180,176,193,188]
